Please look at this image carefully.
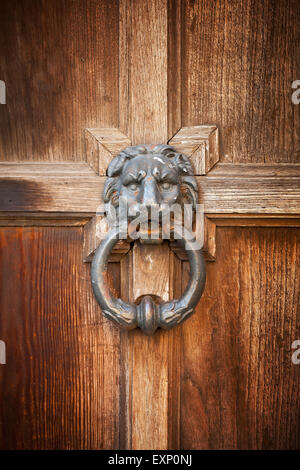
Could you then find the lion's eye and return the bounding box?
[161,182,172,190]
[128,183,138,191]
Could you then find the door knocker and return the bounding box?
[91,144,206,334]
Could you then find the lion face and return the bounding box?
[119,154,180,213]
[103,144,198,223]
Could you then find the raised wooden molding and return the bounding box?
[0,212,90,227]
[1,128,299,263]
[1,162,299,215]
[169,125,219,175]
[84,125,219,176]
[0,161,97,178]
[83,213,300,264]
[209,162,300,177]
[85,128,131,175]
[170,215,300,261]
[83,215,130,262]
[169,216,216,261]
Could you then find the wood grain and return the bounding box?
[85,128,131,175]
[120,0,168,145]
[169,125,219,175]
[180,226,300,449]
[120,0,170,448]
[119,250,182,450]
[181,0,300,163]
[117,0,182,450]
[1,163,299,215]
[0,0,119,162]
[0,0,299,451]
[210,163,300,178]
[167,0,182,138]
[0,227,121,449]
[132,242,170,302]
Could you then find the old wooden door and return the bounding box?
[0,0,299,450]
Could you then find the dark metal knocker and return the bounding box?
[91,144,206,334]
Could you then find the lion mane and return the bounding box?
[103,144,198,213]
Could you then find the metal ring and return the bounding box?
[91,225,206,335]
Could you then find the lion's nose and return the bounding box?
[140,178,161,209]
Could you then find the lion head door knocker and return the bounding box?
[91,144,206,335]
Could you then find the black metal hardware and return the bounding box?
[91,145,206,334]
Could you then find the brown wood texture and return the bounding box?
[167,0,182,138]
[117,0,183,450]
[169,125,219,175]
[0,227,121,449]
[0,0,119,162]
[1,162,299,215]
[119,250,182,450]
[85,128,131,175]
[180,226,300,449]
[181,0,300,163]
[119,0,168,144]
[0,0,299,451]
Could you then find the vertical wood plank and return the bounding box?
[167,252,183,449]
[167,0,182,138]
[130,0,168,145]
[120,250,183,450]
[0,0,119,162]
[119,0,182,450]
[132,242,170,302]
[121,0,170,448]
[181,0,300,163]
[180,227,300,449]
[0,227,121,449]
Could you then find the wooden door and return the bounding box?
[0,0,299,450]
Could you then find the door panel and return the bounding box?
[182,0,300,163]
[0,0,119,161]
[0,227,120,449]
[181,227,299,449]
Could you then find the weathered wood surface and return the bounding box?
[119,0,168,145]
[169,125,219,174]
[119,250,182,450]
[2,0,298,165]
[85,129,131,175]
[132,242,170,302]
[180,227,300,449]
[0,163,299,215]
[0,0,119,162]
[209,163,300,178]
[181,0,300,163]
[0,0,299,451]
[0,227,121,449]
[117,0,180,450]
